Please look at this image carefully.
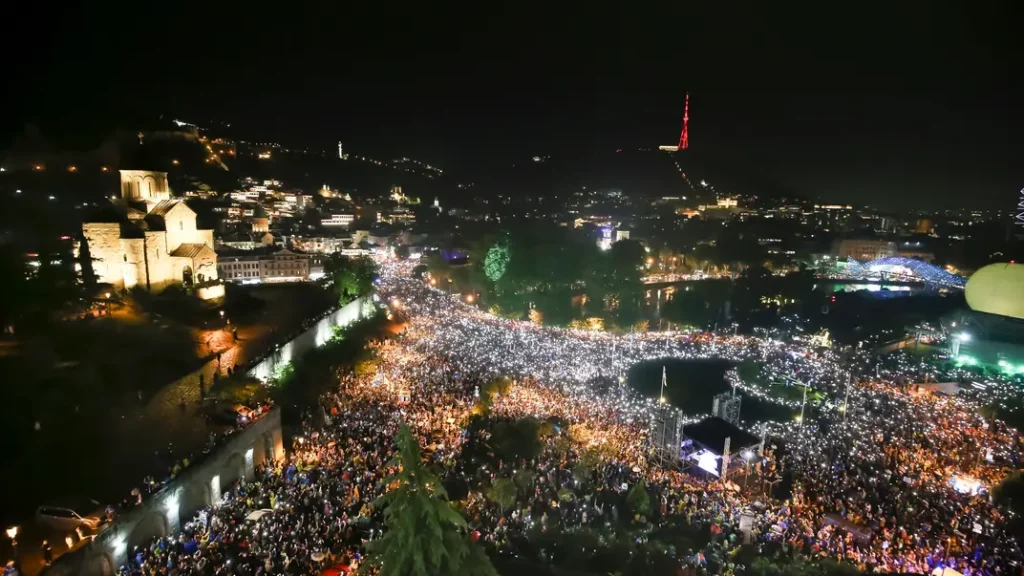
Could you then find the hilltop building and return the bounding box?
[81,170,222,298]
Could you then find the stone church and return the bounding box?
[82,170,220,297]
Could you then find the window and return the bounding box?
[179,221,183,231]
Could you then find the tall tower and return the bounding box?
[677,93,690,150]
[338,141,344,159]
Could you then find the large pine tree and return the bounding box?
[365,424,497,576]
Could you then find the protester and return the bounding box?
[115,265,1023,575]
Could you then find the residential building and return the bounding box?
[217,248,317,284]
[217,232,275,251]
[291,236,351,254]
[834,238,897,261]
[322,213,354,227]
[218,256,262,283]
[260,249,310,282]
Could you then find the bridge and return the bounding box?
[841,257,966,289]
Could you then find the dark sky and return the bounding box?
[5,3,1021,210]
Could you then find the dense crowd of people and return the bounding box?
[112,267,1023,575]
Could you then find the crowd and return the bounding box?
[112,267,1023,575]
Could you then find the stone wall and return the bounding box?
[162,204,194,254]
[144,231,174,293]
[195,282,226,301]
[119,238,146,291]
[119,170,169,203]
[247,296,375,381]
[42,408,284,576]
[198,229,214,249]
[38,296,376,575]
[193,247,218,283]
[81,223,124,289]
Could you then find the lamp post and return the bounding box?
[5,526,19,572]
[795,379,811,425]
[842,371,852,421]
[659,365,667,405]
[741,450,754,488]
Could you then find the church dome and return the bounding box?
[965,263,1024,320]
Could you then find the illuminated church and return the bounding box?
[81,170,220,297]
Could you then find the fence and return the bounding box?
[246,296,375,381]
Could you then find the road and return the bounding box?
[1,285,334,574]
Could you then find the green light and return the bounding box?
[957,355,977,366]
[484,239,510,282]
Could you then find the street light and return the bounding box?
[5,526,17,543]
[741,450,754,488]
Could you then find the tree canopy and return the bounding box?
[365,424,496,576]
[483,237,510,282]
[466,225,646,330]
[325,255,378,304]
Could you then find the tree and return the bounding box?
[572,447,603,486]
[995,471,1024,545]
[484,238,510,282]
[513,468,536,495]
[0,246,29,331]
[326,255,379,304]
[626,480,651,518]
[491,417,543,461]
[426,253,452,281]
[528,308,543,325]
[365,424,496,576]
[486,477,517,511]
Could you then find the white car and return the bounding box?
[35,501,102,533]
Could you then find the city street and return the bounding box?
[0,286,334,575]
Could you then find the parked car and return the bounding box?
[205,403,257,426]
[35,500,103,533]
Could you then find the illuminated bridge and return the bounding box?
[844,257,966,288]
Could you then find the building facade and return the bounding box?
[216,249,324,284]
[834,238,898,261]
[82,170,219,296]
[218,256,262,283]
[291,236,350,254]
[260,249,309,282]
[321,214,354,227]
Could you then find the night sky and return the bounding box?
[4,3,1021,210]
